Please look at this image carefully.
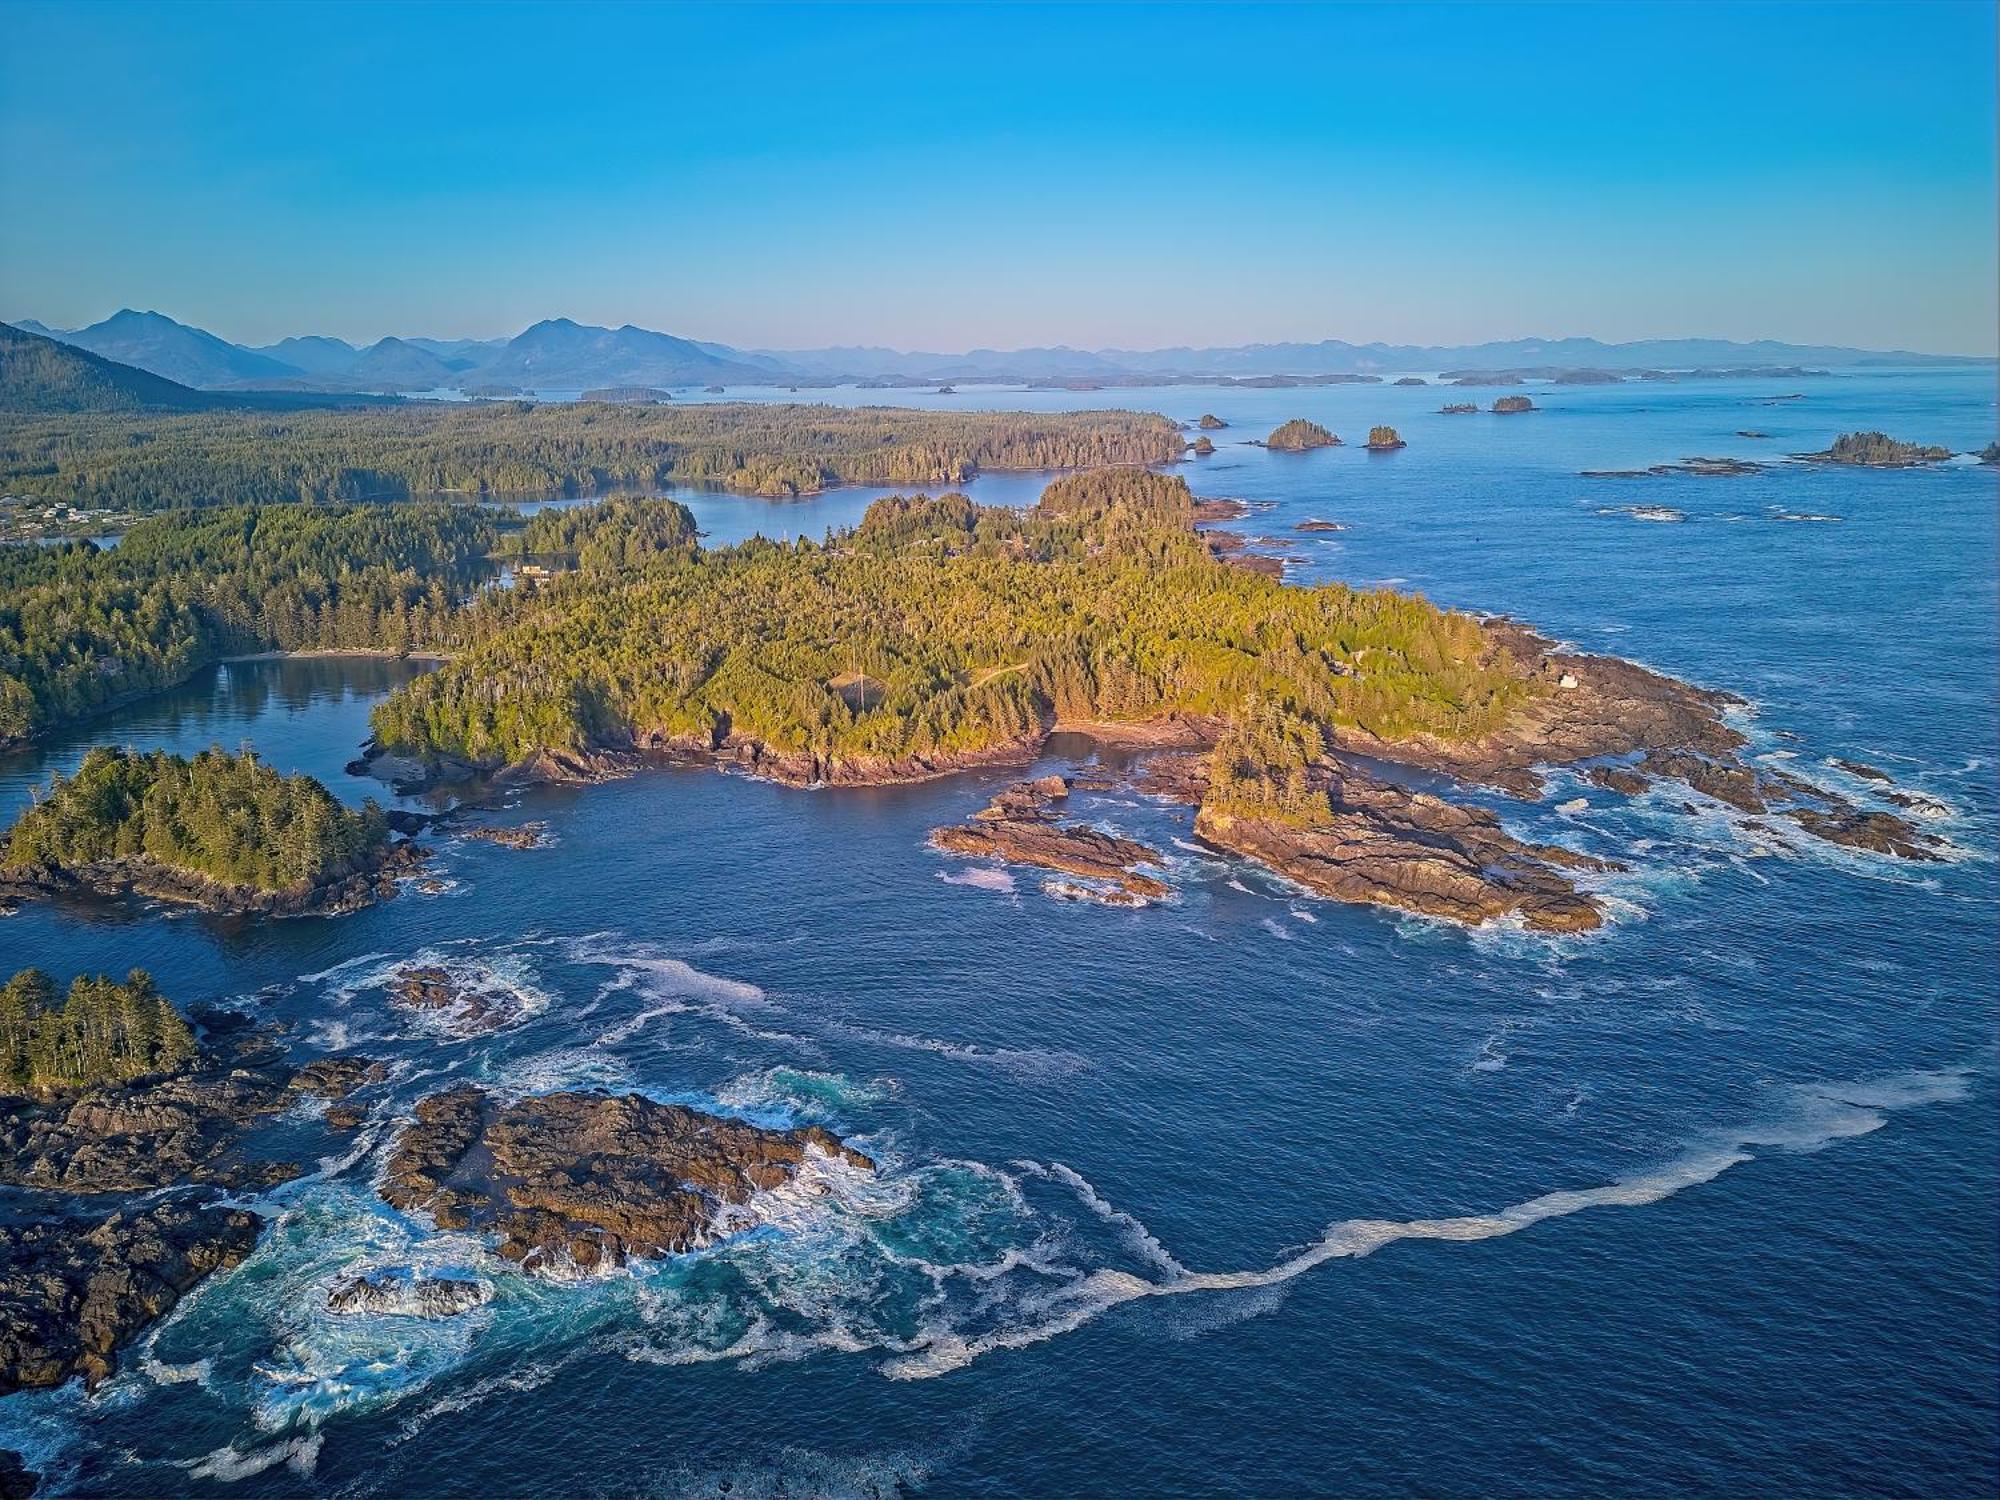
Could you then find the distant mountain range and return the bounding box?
[8,309,1992,396]
[0,322,387,415]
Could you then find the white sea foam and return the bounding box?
[185,1432,322,1482]
[873,1066,1975,1380]
[937,865,1018,894]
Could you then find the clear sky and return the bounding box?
[2,0,1994,354]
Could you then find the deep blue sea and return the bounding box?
[2,372,1995,1498]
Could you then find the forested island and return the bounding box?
[0,400,1185,513]
[1801,431,1954,466]
[1265,419,1339,451]
[1364,426,1406,451]
[0,746,409,915]
[351,471,1943,927]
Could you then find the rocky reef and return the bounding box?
[0,1020,379,1396]
[379,1086,875,1273]
[387,965,529,1035]
[1438,402,1477,414]
[931,776,1171,903]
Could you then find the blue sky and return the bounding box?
[2,1,1993,353]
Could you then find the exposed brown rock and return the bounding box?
[933,779,1171,902]
[378,1087,874,1272]
[0,1050,375,1196]
[1785,806,1944,862]
[1190,757,1614,933]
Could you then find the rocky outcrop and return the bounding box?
[1491,395,1536,414]
[388,965,526,1035]
[0,1048,376,1196]
[1265,419,1339,451]
[1294,518,1346,533]
[1785,805,1944,861]
[1343,622,1747,798]
[1438,403,1478,414]
[378,1087,874,1273]
[1190,436,1216,456]
[1183,756,1612,933]
[1197,414,1228,430]
[1797,432,1952,467]
[456,822,550,850]
[327,1271,492,1319]
[0,1195,261,1393]
[931,776,1171,902]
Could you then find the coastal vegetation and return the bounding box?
[0,401,1186,512]
[0,968,195,1096]
[367,471,1535,778]
[2,745,390,895]
[1365,425,1406,451]
[1265,419,1338,451]
[0,502,494,743]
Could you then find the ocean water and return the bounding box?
[1,371,1995,1498]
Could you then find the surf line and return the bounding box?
[883,1068,1974,1379]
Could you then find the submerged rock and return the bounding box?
[387,964,526,1035]
[378,1087,874,1273]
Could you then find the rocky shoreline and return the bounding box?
[931,775,1171,904]
[358,617,1945,934]
[0,1026,380,1396]
[0,839,427,918]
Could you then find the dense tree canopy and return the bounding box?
[1266,419,1338,451]
[370,473,1535,775]
[0,502,494,742]
[0,402,1186,511]
[0,967,196,1095]
[3,745,389,893]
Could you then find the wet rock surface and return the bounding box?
[0,1194,261,1394]
[455,822,550,850]
[932,778,1172,903]
[378,1087,875,1273]
[327,1271,493,1319]
[388,965,526,1035]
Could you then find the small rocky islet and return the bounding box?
[377,1085,875,1273]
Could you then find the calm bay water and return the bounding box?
[1,372,1995,1498]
